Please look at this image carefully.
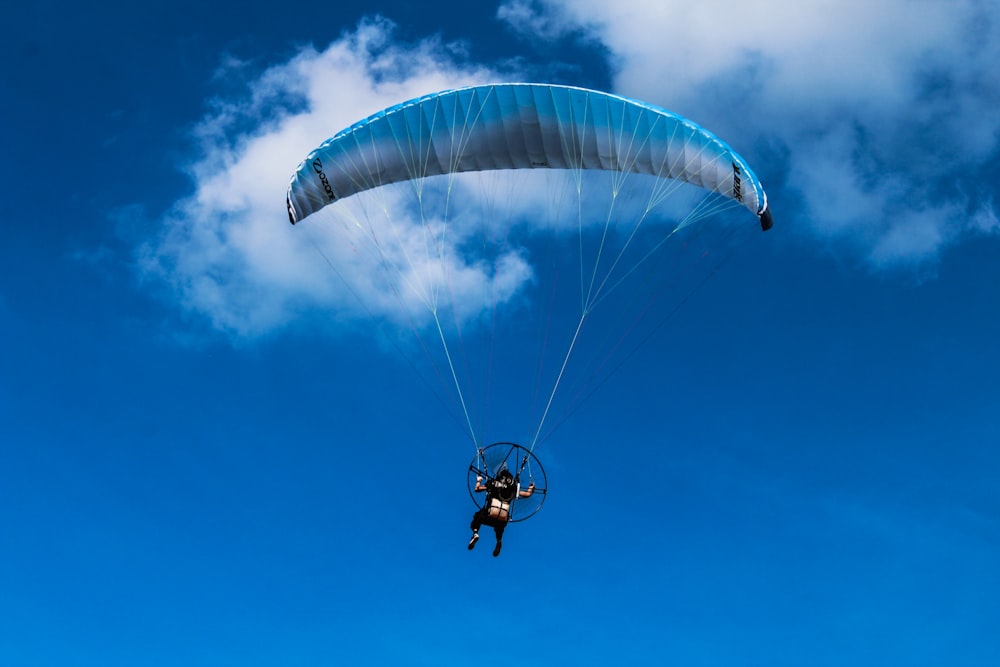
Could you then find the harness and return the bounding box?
[485,475,517,521]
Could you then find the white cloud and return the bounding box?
[969,205,999,235]
[139,19,508,337]
[498,0,1000,267]
[497,0,580,41]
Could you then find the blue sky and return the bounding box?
[2,1,999,665]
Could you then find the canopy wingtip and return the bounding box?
[759,206,773,231]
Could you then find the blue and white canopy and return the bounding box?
[286,83,771,230]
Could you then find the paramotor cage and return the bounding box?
[467,442,548,522]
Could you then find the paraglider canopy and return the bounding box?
[286,83,772,230]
